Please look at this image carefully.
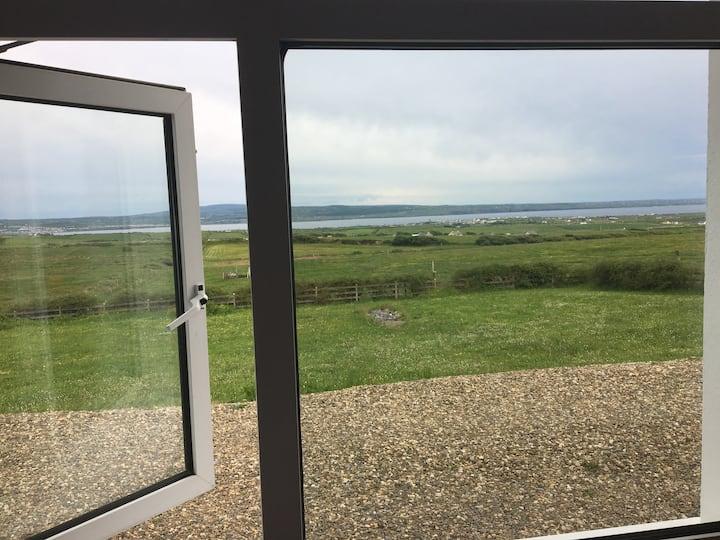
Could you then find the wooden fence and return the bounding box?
[8,298,177,320]
[4,276,534,320]
[4,280,439,320]
[451,277,516,289]
[294,280,437,305]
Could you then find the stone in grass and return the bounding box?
[368,307,404,327]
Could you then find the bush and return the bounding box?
[475,232,630,247]
[293,234,322,244]
[205,236,248,244]
[475,234,543,246]
[591,259,698,291]
[340,238,379,245]
[109,290,174,305]
[453,263,566,290]
[475,235,520,246]
[19,293,104,312]
[564,232,627,241]
[391,234,444,246]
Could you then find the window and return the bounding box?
[4,2,720,539]
[285,48,709,540]
[0,60,213,538]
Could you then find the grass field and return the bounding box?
[0,213,705,312]
[0,287,703,412]
[0,212,707,413]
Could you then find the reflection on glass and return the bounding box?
[0,99,185,538]
[285,50,706,538]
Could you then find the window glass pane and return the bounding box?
[0,99,186,538]
[285,49,706,538]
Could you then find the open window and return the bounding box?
[0,60,213,539]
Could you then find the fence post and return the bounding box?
[314,285,319,302]
[232,292,237,307]
[146,299,151,311]
[394,281,399,299]
[58,306,62,316]
[433,276,438,289]
[355,284,359,302]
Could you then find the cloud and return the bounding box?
[284,49,708,205]
[0,44,709,217]
[0,99,168,218]
[1,41,245,217]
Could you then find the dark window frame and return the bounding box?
[4,2,720,539]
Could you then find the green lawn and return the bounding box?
[0,308,183,413]
[0,287,703,412]
[0,214,706,413]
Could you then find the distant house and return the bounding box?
[448,230,464,237]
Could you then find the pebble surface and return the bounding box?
[2,359,702,539]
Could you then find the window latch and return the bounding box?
[166,284,208,332]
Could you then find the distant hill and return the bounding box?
[201,199,706,223]
[0,198,706,232]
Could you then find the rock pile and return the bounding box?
[368,308,402,325]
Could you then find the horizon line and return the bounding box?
[0,196,707,222]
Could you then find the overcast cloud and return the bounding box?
[0,43,710,217]
[286,49,709,206]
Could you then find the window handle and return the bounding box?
[166,284,208,332]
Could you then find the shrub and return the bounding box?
[453,262,566,290]
[400,274,433,293]
[517,235,543,244]
[229,288,252,304]
[475,235,519,246]
[109,290,174,305]
[44,293,101,310]
[293,234,321,244]
[391,234,443,246]
[474,234,546,246]
[340,238,379,245]
[564,232,626,241]
[206,236,248,244]
[591,259,698,291]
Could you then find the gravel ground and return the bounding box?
[0,408,184,539]
[300,359,701,539]
[3,359,702,539]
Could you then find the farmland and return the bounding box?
[0,212,707,412]
[0,212,706,312]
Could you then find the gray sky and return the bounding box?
[0,42,710,217]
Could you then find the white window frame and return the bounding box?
[0,60,214,540]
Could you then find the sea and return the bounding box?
[54,203,706,235]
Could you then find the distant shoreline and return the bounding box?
[0,198,707,232]
[20,202,706,236]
